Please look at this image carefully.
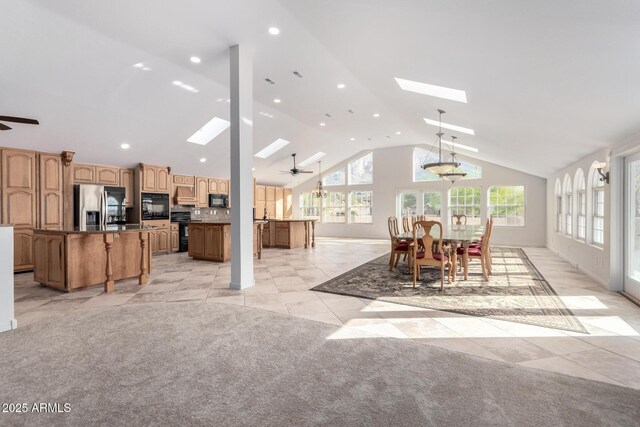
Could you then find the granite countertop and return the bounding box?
[189,220,267,225]
[0,224,14,228]
[33,224,157,234]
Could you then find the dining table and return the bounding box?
[397,224,484,281]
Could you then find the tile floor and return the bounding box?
[12,237,640,389]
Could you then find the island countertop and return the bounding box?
[188,220,268,225]
[32,224,157,234]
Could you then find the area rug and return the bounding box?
[312,247,587,333]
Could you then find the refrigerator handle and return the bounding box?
[102,191,107,227]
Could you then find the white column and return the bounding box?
[229,44,255,289]
[0,226,16,332]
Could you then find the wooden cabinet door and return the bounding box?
[2,149,37,227]
[157,168,169,192]
[13,228,33,271]
[149,230,157,254]
[208,179,218,193]
[284,188,292,219]
[256,185,266,202]
[142,167,157,192]
[46,235,66,287]
[72,164,96,183]
[196,177,208,207]
[188,224,205,258]
[96,166,119,185]
[157,229,169,253]
[275,187,284,219]
[170,229,179,252]
[266,201,276,219]
[33,234,47,282]
[204,226,222,260]
[266,186,275,202]
[39,153,64,229]
[275,228,290,247]
[119,168,134,207]
[218,180,229,195]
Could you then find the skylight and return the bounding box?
[187,117,230,145]
[441,139,479,153]
[395,77,467,103]
[254,138,290,159]
[298,152,326,167]
[424,118,475,135]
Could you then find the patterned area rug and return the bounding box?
[312,248,587,333]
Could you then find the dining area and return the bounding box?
[387,214,494,289]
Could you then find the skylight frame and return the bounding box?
[424,118,475,135]
[254,138,290,159]
[298,152,326,167]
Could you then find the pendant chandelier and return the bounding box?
[311,160,328,198]
[421,109,467,182]
[439,135,467,183]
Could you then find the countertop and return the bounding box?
[189,220,267,225]
[33,224,157,234]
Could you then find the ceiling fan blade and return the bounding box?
[0,123,12,131]
[300,171,314,174]
[0,116,39,125]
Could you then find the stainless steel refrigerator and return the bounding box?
[73,185,127,228]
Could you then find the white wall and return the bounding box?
[0,226,16,333]
[292,145,547,247]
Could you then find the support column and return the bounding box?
[229,44,255,290]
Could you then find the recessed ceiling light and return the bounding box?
[320,122,326,127]
[172,80,198,93]
[395,77,467,103]
[216,98,223,102]
[254,138,290,159]
[273,98,281,103]
[142,67,151,71]
[252,167,255,171]
[424,117,475,135]
[396,131,402,135]
[373,113,380,118]
[337,83,345,89]
[187,117,231,145]
[200,158,207,163]
[190,56,201,64]
[133,63,144,68]
[172,80,183,86]
[298,152,326,167]
[350,137,356,141]
[268,27,280,35]
[441,139,479,153]
[120,143,130,149]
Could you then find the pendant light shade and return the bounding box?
[421,110,461,176]
[312,160,328,198]
[438,135,467,183]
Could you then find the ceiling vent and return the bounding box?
[325,113,332,118]
[347,109,354,114]
[293,71,303,78]
[265,78,276,85]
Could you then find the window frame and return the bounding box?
[591,169,605,246]
[348,190,373,224]
[298,192,321,220]
[323,191,347,223]
[487,185,526,227]
[347,152,373,185]
[448,186,482,226]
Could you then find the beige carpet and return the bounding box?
[0,302,638,426]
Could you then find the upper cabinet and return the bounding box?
[218,179,229,195]
[39,153,63,229]
[208,178,218,194]
[1,149,37,228]
[72,163,96,183]
[95,166,119,185]
[140,164,170,193]
[119,168,134,207]
[196,177,209,207]
[284,188,292,219]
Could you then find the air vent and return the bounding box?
[347,109,354,114]
[293,71,303,78]
[265,78,276,85]
[325,113,332,118]
[367,138,372,141]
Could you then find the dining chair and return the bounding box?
[451,214,467,227]
[388,217,411,271]
[402,216,411,233]
[411,221,452,290]
[456,216,493,281]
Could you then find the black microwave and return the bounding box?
[209,194,229,208]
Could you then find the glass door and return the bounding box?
[625,152,640,299]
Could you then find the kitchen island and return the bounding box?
[262,219,316,249]
[32,225,153,293]
[188,221,265,262]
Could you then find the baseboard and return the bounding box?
[0,318,17,333]
[619,292,640,308]
[550,248,609,288]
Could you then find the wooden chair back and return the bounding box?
[402,216,411,233]
[451,214,467,226]
[481,216,494,251]
[388,217,399,241]
[413,220,443,261]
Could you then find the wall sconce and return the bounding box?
[592,160,609,184]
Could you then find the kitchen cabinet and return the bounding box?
[140,164,170,193]
[284,188,292,219]
[174,175,195,186]
[188,223,236,262]
[189,223,205,258]
[170,223,179,252]
[39,153,64,230]
[156,229,169,253]
[95,166,119,185]
[208,178,218,194]
[204,225,223,260]
[119,168,134,207]
[142,220,170,255]
[13,228,34,271]
[33,233,65,290]
[72,163,96,183]
[255,185,266,219]
[218,179,229,195]
[275,187,284,219]
[265,186,276,219]
[196,177,209,207]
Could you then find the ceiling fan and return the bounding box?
[281,153,313,176]
[0,115,39,131]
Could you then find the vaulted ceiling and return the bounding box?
[1,0,639,185]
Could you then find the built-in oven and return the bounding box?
[170,211,191,252]
[142,193,170,220]
[209,193,229,208]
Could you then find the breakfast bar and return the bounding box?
[32,225,153,293]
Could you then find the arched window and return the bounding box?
[575,169,586,240]
[563,174,573,237]
[555,178,562,233]
[590,166,605,245]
